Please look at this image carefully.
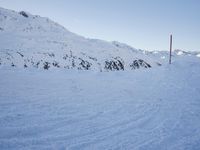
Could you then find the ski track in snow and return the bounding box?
[0,58,200,150]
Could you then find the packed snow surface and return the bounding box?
[0,57,200,150]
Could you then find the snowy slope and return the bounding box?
[0,57,200,150]
[1,7,200,71]
[0,7,160,71]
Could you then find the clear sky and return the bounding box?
[0,0,199,51]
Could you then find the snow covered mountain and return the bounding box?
[0,7,200,71]
[0,7,153,71]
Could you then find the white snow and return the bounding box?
[196,53,200,58]
[1,6,200,149]
[177,51,183,55]
[0,7,163,71]
[161,56,166,59]
[0,7,199,71]
[0,57,200,150]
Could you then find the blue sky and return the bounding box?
[0,0,199,51]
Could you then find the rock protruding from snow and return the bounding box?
[130,59,151,69]
[19,11,29,18]
[104,57,124,71]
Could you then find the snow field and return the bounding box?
[0,57,200,150]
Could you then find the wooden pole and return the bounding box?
[169,34,172,64]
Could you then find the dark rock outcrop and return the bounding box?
[105,57,124,71]
[78,58,91,70]
[43,62,50,70]
[19,11,29,18]
[130,59,151,69]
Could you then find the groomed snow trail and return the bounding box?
[0,57,200,150]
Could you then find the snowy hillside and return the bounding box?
[2,7,199,72]
[1,7,200,71]
[0,7,159,71]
